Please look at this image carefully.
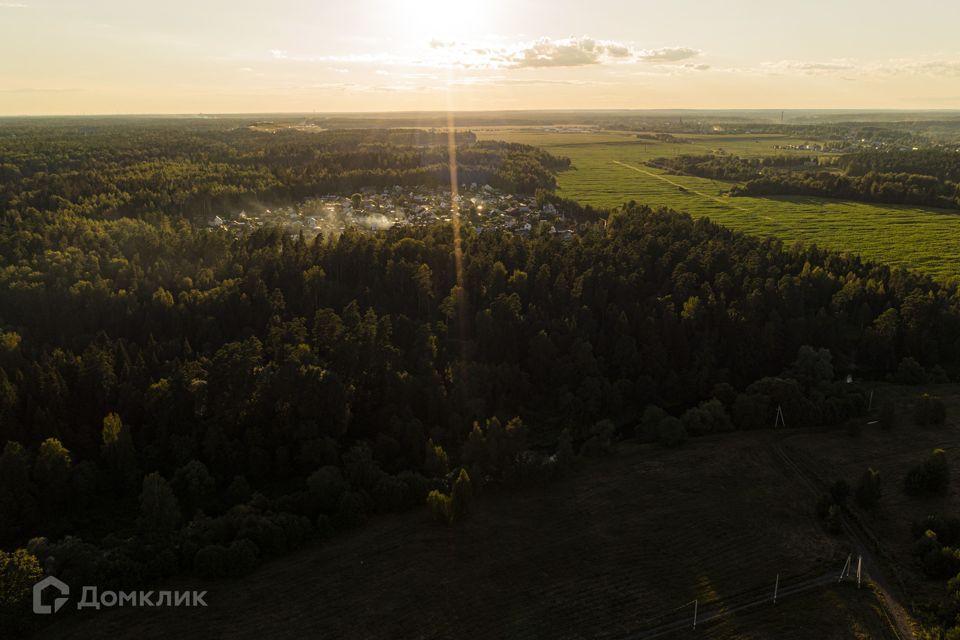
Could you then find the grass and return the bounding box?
[40,432,899,640]
[473,128,960,281]
[786,384,960,605]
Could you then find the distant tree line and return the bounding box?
[0,124,570,224]
[649,154,817,182]
[731,170,960,210]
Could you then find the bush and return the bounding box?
[855,468,882,510]
[580,420,615,456]
[306,466,347,512]
[681,399,733,435]
[904,449,950,496]
[733,393,771,430]
[224,475,252,507]
[829,479,850,506]
[0,548,42,632]
[635,405,667,442]
[194,544,230,578]
[896,357,927,385]
[657,416,686,448]
[372,475,406,513]
[824,504,843,534]
[423,439,449,478]
[335,491,369,530]
[554,428,577,477]
[228,538,259,576]
[923,546,960,579]
[912,515,960,545]
[426,489,453,525]
[915,394,947,427]
[397,470,432,507]
[451,468,473,521]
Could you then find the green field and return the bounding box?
[474,128,960,281]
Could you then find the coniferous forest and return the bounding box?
[2,121,960,632]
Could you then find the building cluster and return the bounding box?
[207,185,578,241]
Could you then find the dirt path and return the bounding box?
[611,160,773,219]
[630,571,838,639]
[771,443,916,640]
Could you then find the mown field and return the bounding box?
[40,432,898,640]
[473,128,960,281]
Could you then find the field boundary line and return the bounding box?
[610,160,764,217]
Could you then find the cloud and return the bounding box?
[887,60,960,77]
[499,38,699,69]
[762,60,856,75]
[638,47,701,63]
[264,36,702,71]
[0,2,28,7]
[755,58,960,78]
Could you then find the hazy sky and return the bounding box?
[2,0,960,115]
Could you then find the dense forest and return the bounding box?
[648,149,960,210]
[838,149,960,182]
[648,154,818,182]
[731,169,960,209]
[2,123,960,631]
[0,123,570,223]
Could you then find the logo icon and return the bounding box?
[33,576,70,614]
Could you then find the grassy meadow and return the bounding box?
[40,431,899,640]
[473,128,960,281]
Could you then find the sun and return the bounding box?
[386,0,496,42]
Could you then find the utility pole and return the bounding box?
[868,390,874,411]
[774,405,786,428]
[773,573,780,604]
[693,599,698,630]
[857,555,862,588]
[838,554,851,583]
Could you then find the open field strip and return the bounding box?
[475,129,960,281]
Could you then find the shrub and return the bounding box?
[451,469,473,521]
[194,544,230,578]
[580,420,615,456]
[915,394,947,427]
[635,405,667,442]
[733,393,771,430]
[306,465,347,512]
[554,428,577,477]
[334,491,368,530]
[829,479,850,506]
[896,357,927,385]
[397,470,431,508]
[427,489,453,525]
[904,449,950,496]
[681,400,732,435]
[228,538,259,576]
[372,475,406,513]
[855,468,882,510]
[923,546,960,579]
[224,475,252,507]
[423,439,449,478]
[657,417,686,448]
[0,548,42,632]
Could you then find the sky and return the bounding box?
[2,0,960,115]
